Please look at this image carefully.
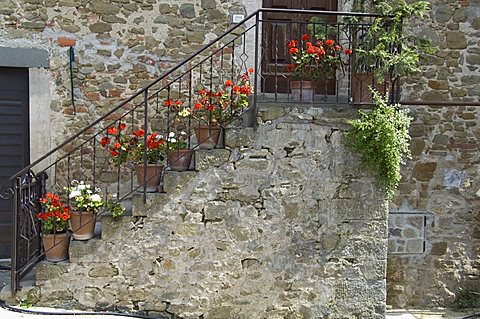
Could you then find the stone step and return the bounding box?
[69,237,103,263]
[224,127,256,148]
[131,192,169,217]
[100,215,136,241]
[193,148,231,171]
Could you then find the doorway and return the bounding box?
[261,0,338,95]
[0,67,30,258]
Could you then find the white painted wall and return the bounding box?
[29,68,53,170]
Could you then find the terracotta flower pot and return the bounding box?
[42,232,69,262]
[290,80,314,102]
[135,163,164,192]
[168,149,193,171]
[70,211,96,241]
[193,124,221,149]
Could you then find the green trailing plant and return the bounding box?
[345,89,412,199]
[105,193,126,219]
[349,0,436,81]
[450,287,480,310]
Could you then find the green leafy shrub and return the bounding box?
[345,90,412,199]
[451,287,480,309]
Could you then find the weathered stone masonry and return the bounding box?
[1,0,478,311]
[388,0,480,308]
[29,106,389,319]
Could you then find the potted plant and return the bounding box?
[37,192,71,262]
[101,124,166,192]
[287,34,351,102]
[66,180,103,240]
[166,131,193,171]
[176,69,254,148]
[348,0,434,104]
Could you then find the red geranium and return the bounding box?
[37,192,70,235]
[287,34,351,81]
[101,123,166,165]
[179,68,254,126]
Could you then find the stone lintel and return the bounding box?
[0,46,49,68]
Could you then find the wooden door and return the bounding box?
[0,67,30,258]
[261,0,338,95]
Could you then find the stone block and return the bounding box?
[412,162,437,181]
[101,216,135,241]
[88,22,112,33]
[132,192,169,217]
[163,171,197,193]
[405,239,424,253]
[88,264,119,278]
[327,198,388,221]
[180,3,195,18]
[204,200,239,221]
[431,242,448,255]
[257,104,288,121]
[35,261,69,281]
[194,149,231,171]
[446,31,467,49]
[225,127,256,148]
[434,4,453,23]
[89,0,120,14]
[69,238,101,263]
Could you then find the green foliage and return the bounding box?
[450,287,480,309]
[306,16,337,40]
[108,202,126,219]
[104,193,126,219]
[345,90,412,199]
[351,0,436,80]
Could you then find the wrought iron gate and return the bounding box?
[10,171,45,292]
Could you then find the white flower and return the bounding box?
[169,132,176,138]
[178,108,191,117]
[170,138,177,143]
[69,190,81,198]
[77,184,86,190]
[90,194,102,202]
[180,131,187,136]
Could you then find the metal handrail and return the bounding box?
[0,8,393,191]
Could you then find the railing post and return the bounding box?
[253,11,260,130]
[10,178,19,293]
[143,89,148,203]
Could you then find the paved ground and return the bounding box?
[0,305,478,319]
[387,309,479,319]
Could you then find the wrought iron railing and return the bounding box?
[0,8,400,292]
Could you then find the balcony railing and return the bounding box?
[0,8,400,292]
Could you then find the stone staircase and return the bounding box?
[6,104,389,319]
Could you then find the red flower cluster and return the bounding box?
[287,34,351,81]
[147,133,164,150]
[101,123,166,165]
[164,99,182,107]
[185,69,254,126]
[37,192,70,234]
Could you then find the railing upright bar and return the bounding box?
[143,89,148,203]
[10,178,19,293]
[188,70,192,149]
[253,11,260,130]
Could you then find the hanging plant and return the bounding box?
[345,89,412,199]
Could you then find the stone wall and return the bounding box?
[27,106,389,319]
[387,0,480,308]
